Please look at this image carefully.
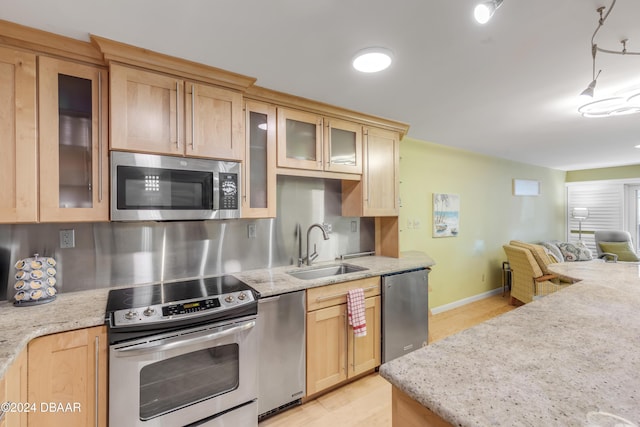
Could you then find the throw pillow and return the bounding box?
[597,241,640,262]
[540,241,564,262]
[557,241,593,262]
[543,247,559,263]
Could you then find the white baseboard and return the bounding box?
[430,287,503,315]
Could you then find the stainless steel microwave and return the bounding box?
[110,151,241,221]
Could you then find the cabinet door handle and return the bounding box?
[176,82,180,149]
[365,136,370,206]
[318,117,324,168]
[352,329,356,370]
[98,71,103,203]
[327,122,331,166]
[191,84,195,151]
[343,310,348,374]
[94,335,99,427]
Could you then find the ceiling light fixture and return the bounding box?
[578,1,640,117]
[352,48,393,73]
[474,0,503,24]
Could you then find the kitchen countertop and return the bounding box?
[0,252,434,379]
[379,259,640,426]
[234,251,435,297]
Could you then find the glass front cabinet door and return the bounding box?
[277,107,323,171]
[38,56,109,222]
[243,100,276,218]
[324,118,362,174]
[277,107,362,175]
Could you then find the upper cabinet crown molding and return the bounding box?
[90,35,256,91]
[245,85,410,139]
[0,19,103,65]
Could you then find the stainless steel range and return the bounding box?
[105,275,259,427]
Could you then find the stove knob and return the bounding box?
[124,311,137,320]
[143,307,156,317]
[238,292,246,301]
[225,295,234,303]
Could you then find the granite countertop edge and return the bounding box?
[378,260,640,426]
[0,251,435,379]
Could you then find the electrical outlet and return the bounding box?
[413,219,421,229]
[247,223,257,239]
[60,229,75,249]
[406,219,413,229]
[350,221,358,232]
[322,223,332,233]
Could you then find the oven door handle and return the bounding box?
[113,320,255,357]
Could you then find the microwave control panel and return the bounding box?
[219,173,238,210]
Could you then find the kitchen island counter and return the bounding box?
[380,260,640,426]
[0,252,434,379]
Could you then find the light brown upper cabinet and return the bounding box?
[243,100,276,218]
[0,47,37,224]
[324,118,363,174]
[342,127,400,217]
[277,107,362,175]
[185,83,243,160]
[110,64,243,161]
[38,56,109,222]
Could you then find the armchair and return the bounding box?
[503,244,571,305]
[594,230,639,262]
[509,240,574,283]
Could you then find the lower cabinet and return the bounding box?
[306,277,381,396]
[1,349,28,427]
[27,326,107,427]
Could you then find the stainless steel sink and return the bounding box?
[287,263,368,280]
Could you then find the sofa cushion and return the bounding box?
[597,241,640,262]
[540,241,564,262]
[557,241,593,262]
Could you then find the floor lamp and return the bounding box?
[571,207,589,241]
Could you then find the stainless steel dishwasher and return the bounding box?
[257,290,306,420]
[381,268,430,363]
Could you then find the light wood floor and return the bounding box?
[259,292,516,427]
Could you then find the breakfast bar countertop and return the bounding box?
[380,260,640,426]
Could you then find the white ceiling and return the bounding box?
[3,0,640,171]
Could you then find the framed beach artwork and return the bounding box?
[433,193,460,238]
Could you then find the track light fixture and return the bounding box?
[578,0,640,117]
[579,44,601,100]
[474,0,503,24]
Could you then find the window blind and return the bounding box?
[566,183,624,253]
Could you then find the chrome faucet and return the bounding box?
[297,223,330,266]
[306,223,330,266]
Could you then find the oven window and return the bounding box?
[139,344,239,420]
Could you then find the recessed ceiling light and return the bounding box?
[352,48,393,73]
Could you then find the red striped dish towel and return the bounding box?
[347,288,367,337]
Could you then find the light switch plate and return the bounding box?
[247,223,257,239]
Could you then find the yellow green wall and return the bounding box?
[566,165,640,182]
[399,138,567,309]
